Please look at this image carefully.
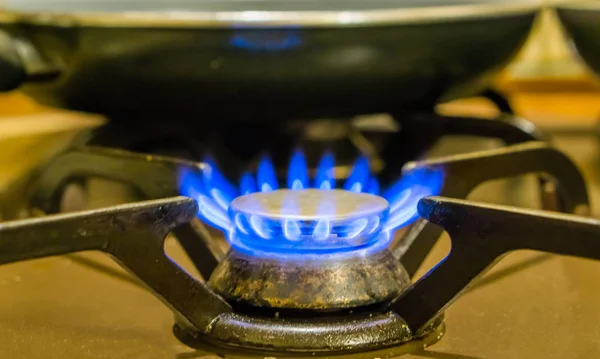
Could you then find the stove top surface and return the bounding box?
[1,133,600,359]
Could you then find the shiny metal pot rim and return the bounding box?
[0,0,542,28]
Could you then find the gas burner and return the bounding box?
[1,113,595,354]
[210,189,408,310]
[178,149,441,310]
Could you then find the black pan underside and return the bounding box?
[1,1,538,121]
[557,3,600,76]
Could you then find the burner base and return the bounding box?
[172,313,445,355]
[208,249,410,310]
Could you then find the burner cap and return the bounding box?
[228,189,389,255]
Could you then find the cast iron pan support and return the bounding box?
[25,147,223,280]
[0,29,59,91]
[381,113,555,218]
[392,196,600,333]
[479,89,514,115]
[0,196,431,352]
[23,141,588,283]
[2,195,600,352]
[0,30,25,91]
[397,141,589,277]
[0,197,232,333]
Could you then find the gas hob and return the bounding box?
[1,113,600,359]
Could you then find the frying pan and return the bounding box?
[556,1,600,77]
[0,0,540,121]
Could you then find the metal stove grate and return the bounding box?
[0,112,596,354]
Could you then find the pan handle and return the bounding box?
[0,30,60,92]
[0,30,25,91]
[390,196,600,335]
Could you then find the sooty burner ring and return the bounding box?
[208,248,410,310]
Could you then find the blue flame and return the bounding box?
[313,196,336,241]
[202,158,239,210]
[257,156,279,192]
[366,177,380,195]
[312,219,331,241]
[287,150,309,190]
[382,166,445,232]
[229,31,302,52]
[346,218,369,240]
[178,150,444,258]
[314,151,336,190]
[177,168,232,232]
[283,218,302,241]
[249,215,269,239]
[344,156,370,193]
[240,172,257,195]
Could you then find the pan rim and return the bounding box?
[0,1,541,28]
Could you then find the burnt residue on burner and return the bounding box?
[208,249,410,310]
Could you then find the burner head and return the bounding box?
[208,189,409,310]
[178,149,445,238]
[179,150,443,309]
[228,189,389,256]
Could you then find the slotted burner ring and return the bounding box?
[228,189,390,255]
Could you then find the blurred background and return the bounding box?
[441,4,600,125]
